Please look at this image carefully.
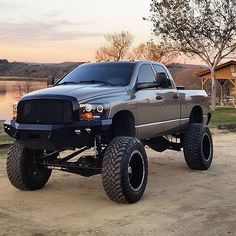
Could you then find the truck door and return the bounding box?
[152,64,181,133]
[135,64,165,139]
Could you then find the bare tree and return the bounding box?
[147,0,236,109]
[15,80,33,100]
[130,41,178,64]
[96,31,133,60]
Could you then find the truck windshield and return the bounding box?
[57,62,135,86]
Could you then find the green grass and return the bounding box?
[0,135,12,143]
[0,120,4,135]
[0,120,10,157]
[209,108,236,127]
[0,120,12,143]
[0,148,8,157]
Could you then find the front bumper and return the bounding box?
[4,119,112,150]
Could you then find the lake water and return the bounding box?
[0,80,47,120]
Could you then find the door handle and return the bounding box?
[156,95,163,100]
[173,94,179,99]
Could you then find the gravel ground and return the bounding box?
[0,132,236,236]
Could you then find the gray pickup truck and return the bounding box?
[4,61,213,203]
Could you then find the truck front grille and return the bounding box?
[17,99,74,124]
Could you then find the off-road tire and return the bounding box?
[183,123,213,170]
[102,136,148,203]
[6,140,52,190]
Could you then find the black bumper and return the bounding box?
[4,119,112,150]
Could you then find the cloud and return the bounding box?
[0,20,103,42]
[43,11,62,18]
[0,0,31,9]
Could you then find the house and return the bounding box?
[197,60,236,106]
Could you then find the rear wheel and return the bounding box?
[102,136,148,203]
[183,123,213,170]
[7,140,52,190]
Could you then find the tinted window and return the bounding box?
[137,64,155,83]
[152,64,172,88]
[58,63,135,86]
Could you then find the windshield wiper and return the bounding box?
[56,81,78,86]
[79,80,113,86]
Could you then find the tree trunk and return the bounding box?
[210,67,217,110]
[220,84,224,106]
[218,80,226,106]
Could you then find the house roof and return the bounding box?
[197,60,236,77]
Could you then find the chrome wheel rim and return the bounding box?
[202,133,212,161]
[128,150,145,192]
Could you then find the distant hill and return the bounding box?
[0,60,84,79]
[167,63,208,89]
[0,59,208,89]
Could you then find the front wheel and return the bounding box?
[102,136,148,203]
[6,140,52,190]
[183,123,213,170]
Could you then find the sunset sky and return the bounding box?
[0,0,153,63]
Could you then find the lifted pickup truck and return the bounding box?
[4,61,213,203]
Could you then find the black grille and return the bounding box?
[17,99,74,124]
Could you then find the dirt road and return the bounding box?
[0,132,236,236]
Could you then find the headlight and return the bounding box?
[79,104,110,120]
[96,105,104,113]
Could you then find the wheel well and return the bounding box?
[189,106,203,123]
[111,111,135,138]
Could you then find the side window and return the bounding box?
[152,64,173,89]
[137,64,155,83]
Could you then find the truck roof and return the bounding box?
[86,60,162,66]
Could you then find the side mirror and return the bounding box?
[136,81,160,90]
[47,76,55,87]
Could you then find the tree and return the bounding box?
[130,41,178,64]
[147,0,236,109]
[15,80,33,100]
[96,31,133,60]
